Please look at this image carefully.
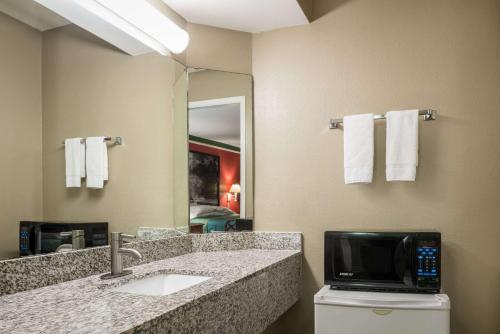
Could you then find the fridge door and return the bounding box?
[315,287,450,310]
[314,286,450,334]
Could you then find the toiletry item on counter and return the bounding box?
[86,136,108,189]
[343,113,374,184]
[64,137,85,188]
[386,109,419,181]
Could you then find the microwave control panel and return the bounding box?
[416,241,440,286]
[19,227,30,255]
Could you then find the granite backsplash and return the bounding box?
[0,232,301,296]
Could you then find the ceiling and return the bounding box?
[189,103,241,148]
[162,0,309,33]
[0,0,68,31]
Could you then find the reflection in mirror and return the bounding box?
[185,69,253,234]
[0,7,187,259]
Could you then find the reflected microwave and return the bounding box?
[19,221,108,256]
[324,231,441,294]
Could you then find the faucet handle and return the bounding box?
[121,234,137,244]
[110,232,137,245]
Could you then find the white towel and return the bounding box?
[103,141,108,181]
[386,110,419,181]
[65,138,85,188]
[80,143,86,178]
[343,113,374,184]
[86,137,108,189]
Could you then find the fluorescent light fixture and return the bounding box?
[35,0,189,55]
[86,0,189,54]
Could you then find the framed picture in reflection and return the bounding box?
[189,151,220,206]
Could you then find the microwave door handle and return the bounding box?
[401,236,414,285]
[394,237,408,281]
[35,226,42,254]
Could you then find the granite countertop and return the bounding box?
[0,249,301,334]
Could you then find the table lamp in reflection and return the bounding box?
[227,183,241,208]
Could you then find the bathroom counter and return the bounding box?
[0,248,301,334]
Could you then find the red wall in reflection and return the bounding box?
[189,142,240,213]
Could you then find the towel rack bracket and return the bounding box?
[113,137,123,145]
[423,110,437,121]
[329,120,340,129]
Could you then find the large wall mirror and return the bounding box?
[0,6,187,260]
[0,4,254,261]
[180,69,254,234]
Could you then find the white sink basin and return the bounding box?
[111,274,211,296]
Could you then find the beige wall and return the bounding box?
[188,70,254,218]
[42,25,184,235]
[186,23,252,74]
[0,13,43,259]
[253,0,500,333]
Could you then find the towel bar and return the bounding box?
[329,109,437,129]
[62,137,123,145]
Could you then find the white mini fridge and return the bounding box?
[314,286,450,334]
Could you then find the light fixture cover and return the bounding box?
[229,183,241,193]
[88,0,189,54]
[35,0,189,55]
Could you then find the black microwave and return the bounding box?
[19,221,108,256]
[325,231,441,294]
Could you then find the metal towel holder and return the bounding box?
[329,109,437,129]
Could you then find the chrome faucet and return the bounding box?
[101,232,142,279]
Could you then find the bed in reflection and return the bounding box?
[190,205,239,233]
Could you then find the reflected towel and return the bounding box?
[86,137,108,189]
[65,138,84,188]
